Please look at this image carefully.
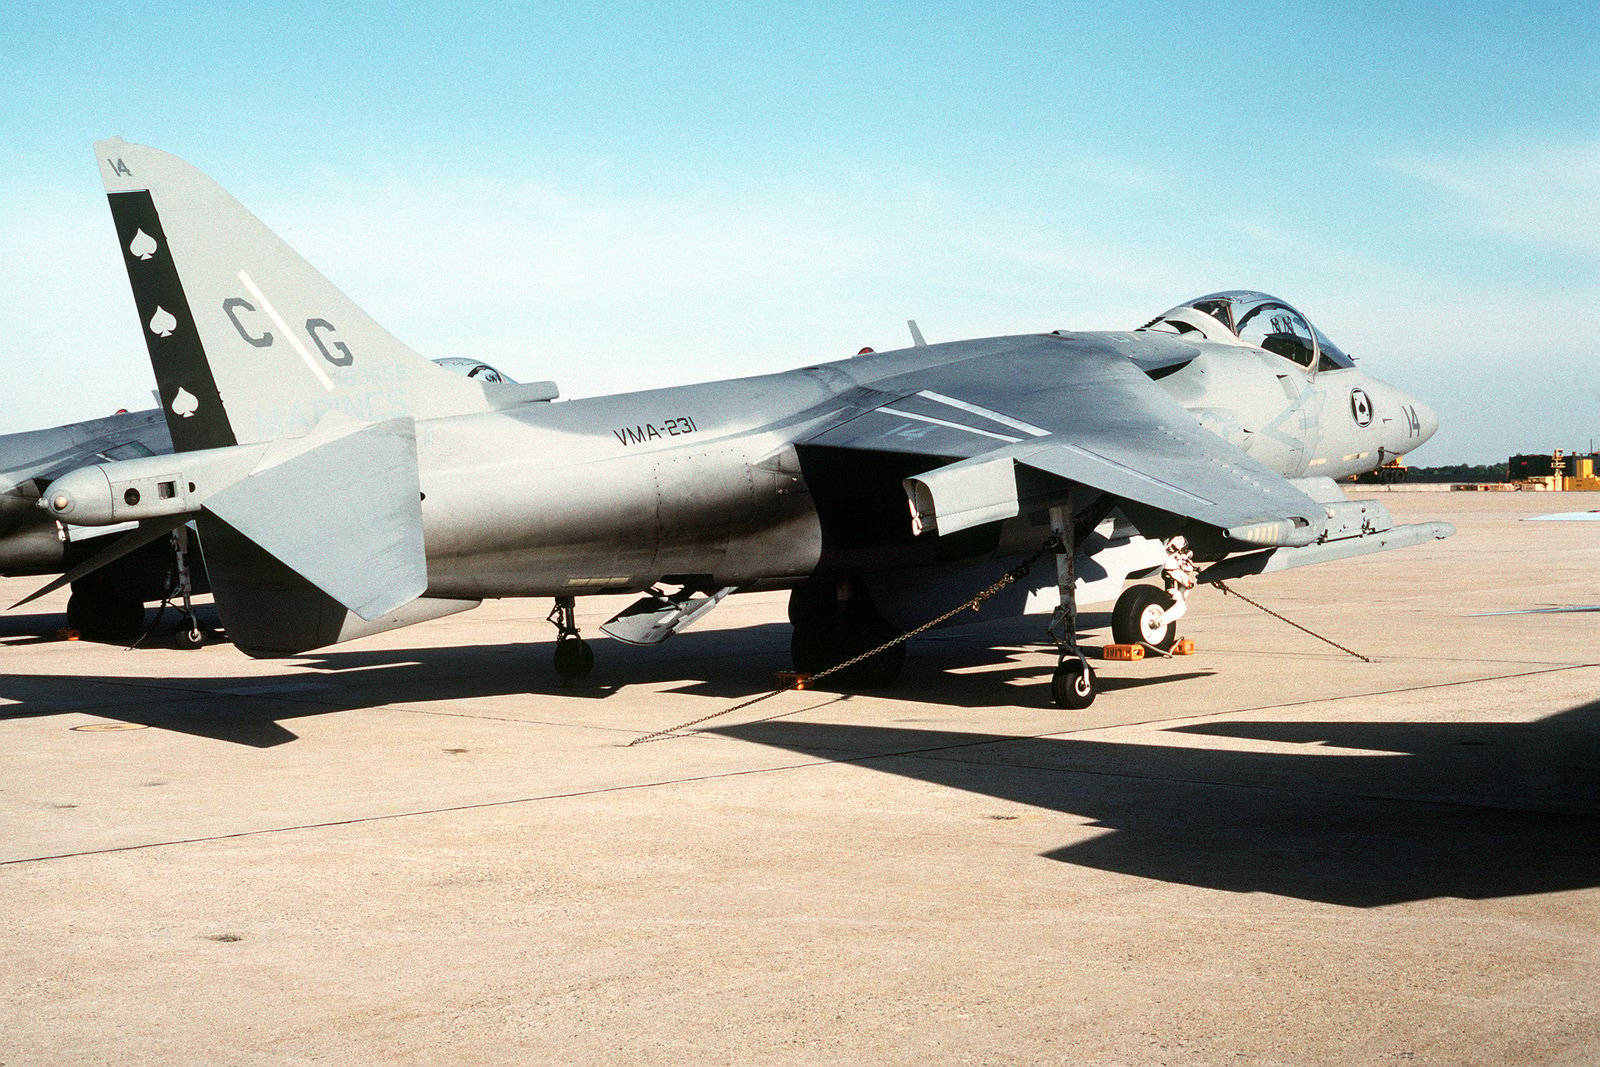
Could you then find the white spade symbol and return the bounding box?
[129,229,158,260]
[170,388,199,419]
[148,306,178,338]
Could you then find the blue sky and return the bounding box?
[3,0,1596,462]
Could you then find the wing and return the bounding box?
[801,334,1324,547]
[1,409,172,552]
[0,409,171,495]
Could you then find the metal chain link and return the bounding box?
[1212,579,1372,663]
[627,538,1061,746]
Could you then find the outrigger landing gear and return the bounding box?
[1046,502,1097,709]
[170,525,205,650]
[548,597,594,681]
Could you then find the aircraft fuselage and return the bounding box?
[410,329,1435,599]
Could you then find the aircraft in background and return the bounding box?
[25,139,1449,706]
[1,407,180,639]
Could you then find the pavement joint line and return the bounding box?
[6,667,1596,868]
[383,694,851,737]
[0,755,849,868]
[1019,662,1600,741]
[656,662,1599,746]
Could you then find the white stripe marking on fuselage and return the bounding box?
[237,270,336,392]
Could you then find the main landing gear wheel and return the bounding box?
[787,579,905,689]
[1112,584,1178,652]
[66,580,145,642]
[548,597,594,681]
[1052,658,1097,709]
[553,636,594,681]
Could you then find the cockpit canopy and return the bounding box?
[1142,291,1355,372]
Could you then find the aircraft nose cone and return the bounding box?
[1411,398,1439,447]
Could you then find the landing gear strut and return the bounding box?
[170,526,205,650]
[548,597,594,681]
[1046,501,1097,709]
[1110,536,1196,653]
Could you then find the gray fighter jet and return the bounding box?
[29,139,1450,706]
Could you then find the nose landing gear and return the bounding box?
[1110,536,1196,654]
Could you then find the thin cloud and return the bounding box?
[1384,139,1600,259]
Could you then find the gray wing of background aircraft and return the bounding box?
[0,408,183,637]
[4,359,524,644]
[19,139,1451,707]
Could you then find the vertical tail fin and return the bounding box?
[96,138,502,449]
[90,139,492,653]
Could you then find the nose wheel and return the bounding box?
[1112,584,1178,652]
[548,597,594,681]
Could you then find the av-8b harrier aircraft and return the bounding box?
[29,139,1450,707]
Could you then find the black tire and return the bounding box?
[1112,584,1177,652]
[173,625,205,650]
[1052,659,1097,709]
[787,580,906,688]
[790,624,906,688]
[789,625,831,674]
[66,582,145,641]
[553,636,594,680]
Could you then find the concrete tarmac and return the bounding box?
[2,491,1597,1065]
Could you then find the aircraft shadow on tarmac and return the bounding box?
[6,605,1597,906]
[0,612,1148,747]
[712,704,1600,908]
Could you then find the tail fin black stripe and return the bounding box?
[107,190,236,453]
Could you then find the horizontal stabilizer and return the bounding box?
[200,506,476,656]
[204,416,426,621]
